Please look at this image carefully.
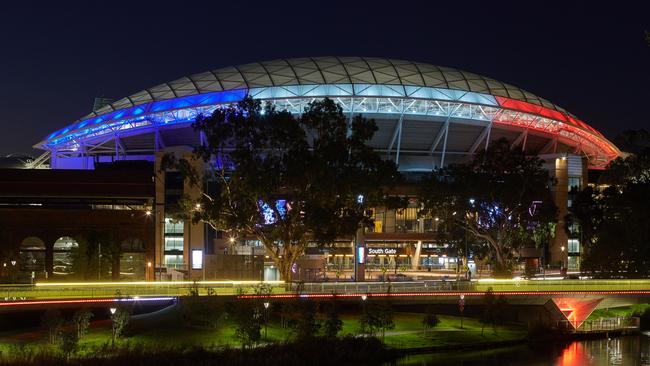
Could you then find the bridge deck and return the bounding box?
[1,279,649,305]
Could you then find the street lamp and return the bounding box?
[263,302,270,340]
[459,294,465,329]
[109,307,117,315]
[361,295,367,301]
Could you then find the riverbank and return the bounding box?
[0,312,529,364]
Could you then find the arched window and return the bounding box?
[120,238,145,280]
[19,236,46,274]
[53,236,79,275]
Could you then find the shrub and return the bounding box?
[422,307,440,333]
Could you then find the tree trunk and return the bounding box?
[278,260,293,283]
[112,256,120,281]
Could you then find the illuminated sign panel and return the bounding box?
[191,249,203,270]
[368,248,397,255]
[357,247,365,264]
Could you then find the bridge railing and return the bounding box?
[556,317,640,333]
[295,280,477,294]
[473,279,650,293]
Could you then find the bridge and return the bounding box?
[2,279,649,329]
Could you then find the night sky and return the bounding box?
[1,1,648,156]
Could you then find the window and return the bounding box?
[164,218,184,252]
[164,255,184,268]
[120,253,146,280]
[19,236,46,274]
[568,239,580,254]
[396,207,419,233]
[120,238,145,280]
[164,237,184,251]
[53,236,79,275]
[164,218,184,268]
[568,176,581,191]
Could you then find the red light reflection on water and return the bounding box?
[558,342,587,366]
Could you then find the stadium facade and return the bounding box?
[24,57,620,280]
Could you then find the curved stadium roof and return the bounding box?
[38,57,620,168]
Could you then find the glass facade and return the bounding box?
[19,236,46,275]
[52,236,78,275]
[120,238,145,280]
[369,204,438,234]
[120,253,146,279]
[164,217,184,268]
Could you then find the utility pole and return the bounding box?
[98,242,102,281]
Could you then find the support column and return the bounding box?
[354,227,366,282]
[412,240,422,270]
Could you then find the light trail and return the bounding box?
[0,296,175,308]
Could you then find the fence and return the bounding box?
[556,317,640,333]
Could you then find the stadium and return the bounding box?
[18,57,621,280]
[36,57,618,171]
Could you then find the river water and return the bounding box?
[394,333,650,366]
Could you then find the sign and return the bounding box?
[191,249,203,270]
[368,248,398,255]
[357,247,365,264]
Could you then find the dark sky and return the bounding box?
[1,1,648,156]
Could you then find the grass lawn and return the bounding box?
[0,312,527,356]
[587,303,650,320]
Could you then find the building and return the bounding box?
[28,57,620,280]
[0,162,154,281]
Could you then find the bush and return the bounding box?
[111,306,131,345]
[41,309,64,345]
[633,306,650,331]
[321,302,342,338]
[422,307,440,333]
[72,308,93,340]
[358,301,394,340]
[0,336,398,366]
[229,301,262,348]
[291,301,320,340]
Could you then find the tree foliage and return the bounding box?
[421,306,440,333]
[230,300,263,348]
[568,149,650,278]
[358,300,394,340]
[419,139,557,276]
[72,308,93,340]
[181,284,226,329]
[163,97,401,281]
[321,301,343,339]
[110,304,131,345]
[41,309,64,344]
[291,301,320,340]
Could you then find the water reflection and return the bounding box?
[394,333,650,366]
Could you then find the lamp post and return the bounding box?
[10,260,16,283]
[560,245,567,276]
[263,301,270,340]
[459,294,465,329]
